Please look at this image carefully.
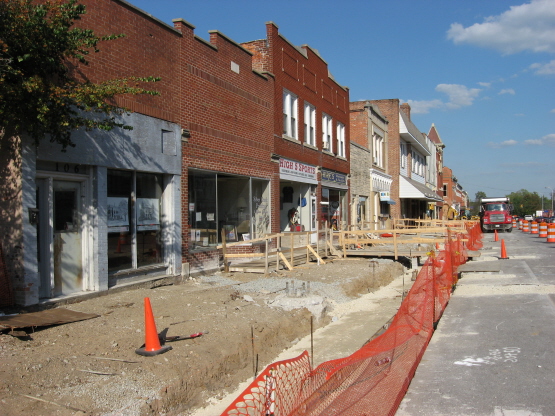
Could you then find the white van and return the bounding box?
[524,215,534,221]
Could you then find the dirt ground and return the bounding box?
[0,257,406,416]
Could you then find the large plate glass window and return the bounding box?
[107,170,164,273]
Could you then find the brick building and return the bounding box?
[0,0,184,306]
[242,22,351,234]
[0,0,276,305]
[349,101,393,229]
[172,20,275,275]
[442,166,469,219]
[369,100,442,219]
[427,124,446,219]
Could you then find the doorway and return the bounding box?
[37,177,87,298]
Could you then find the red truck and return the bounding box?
[479,197,513,233]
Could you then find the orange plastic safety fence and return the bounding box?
[222,223,481,416]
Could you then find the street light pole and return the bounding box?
[547,187,554,214]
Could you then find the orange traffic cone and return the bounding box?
[494,230,499,242]
[500,239,509,260]
[436,242,440,250]
[136,297,172,356]
[115,232,126,253]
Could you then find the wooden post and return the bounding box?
[290,233,294,266]
[264,238,269,275]
[393,221,398,260]
[306,232,310,264]
[221,228,229,272]
[316,222,320,261]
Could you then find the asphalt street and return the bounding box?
[396,227,555,416]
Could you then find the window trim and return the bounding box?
[304,101,316,146]
[336,121,345,157]
[283,89,298,140]
[322,113,332,152]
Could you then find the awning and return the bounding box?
[399,176,442,202]
[386,200,396,205]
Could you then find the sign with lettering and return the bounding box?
[279,158,317,184]
[321,169,347,189]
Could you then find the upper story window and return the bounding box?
[373,133,384,168]
[322,113,332,152]
[336,122,345,157]
[304,102,316,146]
[283,89,298,140]
[400,142,407,168]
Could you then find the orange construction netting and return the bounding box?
[222,222,482,416]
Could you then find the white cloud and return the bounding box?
[435,84,482,108]
[487,140,518,148]
[524,133,555,146]
[529,59,555,75]
[405,99,443,114]
[499,88,516,95]
[447,0,555,54]
[478,82,492,88]
[551,108,555,113]
[406,84,482,114]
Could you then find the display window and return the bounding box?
[107,170,164,273]
[188,170,270,249]
[322,188,347,230]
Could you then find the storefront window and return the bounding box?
[189,170,270,249]
[322,188,346,230]
[107,170,132,271]
[107,170,163,273]
[218,174,250,242]
[136,173,163,268]
[188,171,217,249]
[251,179,270,240]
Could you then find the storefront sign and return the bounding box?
[321,169,347,189]
[279,158,317,184]
[379,191,390,201]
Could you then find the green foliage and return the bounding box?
[0,0,160,149]
[471,191,487,215]
[506,189,542,217]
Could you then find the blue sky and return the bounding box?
[126,0,555,203]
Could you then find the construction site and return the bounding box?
[0,219,491,415]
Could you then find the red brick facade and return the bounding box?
[77,0,181,123]
[242,22,351,228]
[172,21,275,270]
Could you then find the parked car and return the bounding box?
[524,215,534,221]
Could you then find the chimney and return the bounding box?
[400,103,411,120]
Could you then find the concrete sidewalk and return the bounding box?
[397,229,555,416]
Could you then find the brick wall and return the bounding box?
[242,22,350,224]
[77,0,181,124]
[172,21,275,267]
[370,99,401,219]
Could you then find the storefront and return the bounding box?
[321,169,348,230]
[188,170,271,249]
[15,113,182,305]
[371,169,394,229]
[279,158,317,233]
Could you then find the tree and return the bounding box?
[471,191,486,215]
[507,189,542,217]
[0,0,160,150]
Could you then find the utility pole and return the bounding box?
[547,187,554,214]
